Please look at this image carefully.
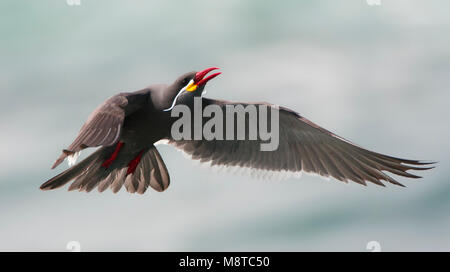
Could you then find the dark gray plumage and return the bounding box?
[169,98,434,187]
[40,68,434,194]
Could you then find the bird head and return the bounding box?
[187,67,221,94]
[164,67,221,111]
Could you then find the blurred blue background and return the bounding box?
[0,0,449,251]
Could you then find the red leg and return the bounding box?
[126,150,145,175]
[102,142,124,168]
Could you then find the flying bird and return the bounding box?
[40,67,434,194]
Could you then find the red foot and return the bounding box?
[126,150,145,175]
[102,142,124,168]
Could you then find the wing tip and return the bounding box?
[402,159,438,166]
[51,157,65,169]
[51,150,76,169]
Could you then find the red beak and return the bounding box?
[194,67,221,87]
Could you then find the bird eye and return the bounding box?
[182,78,190,86]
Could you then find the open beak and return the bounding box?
[186,67,221,92]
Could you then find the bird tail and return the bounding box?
[40,148,107,191]
[40,145,170,194]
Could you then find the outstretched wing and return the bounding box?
[52,91,148,169]
[168,98,434,187]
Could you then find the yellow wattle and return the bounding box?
[186,83,197,92]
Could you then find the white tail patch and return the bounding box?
[67,151,81,167]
